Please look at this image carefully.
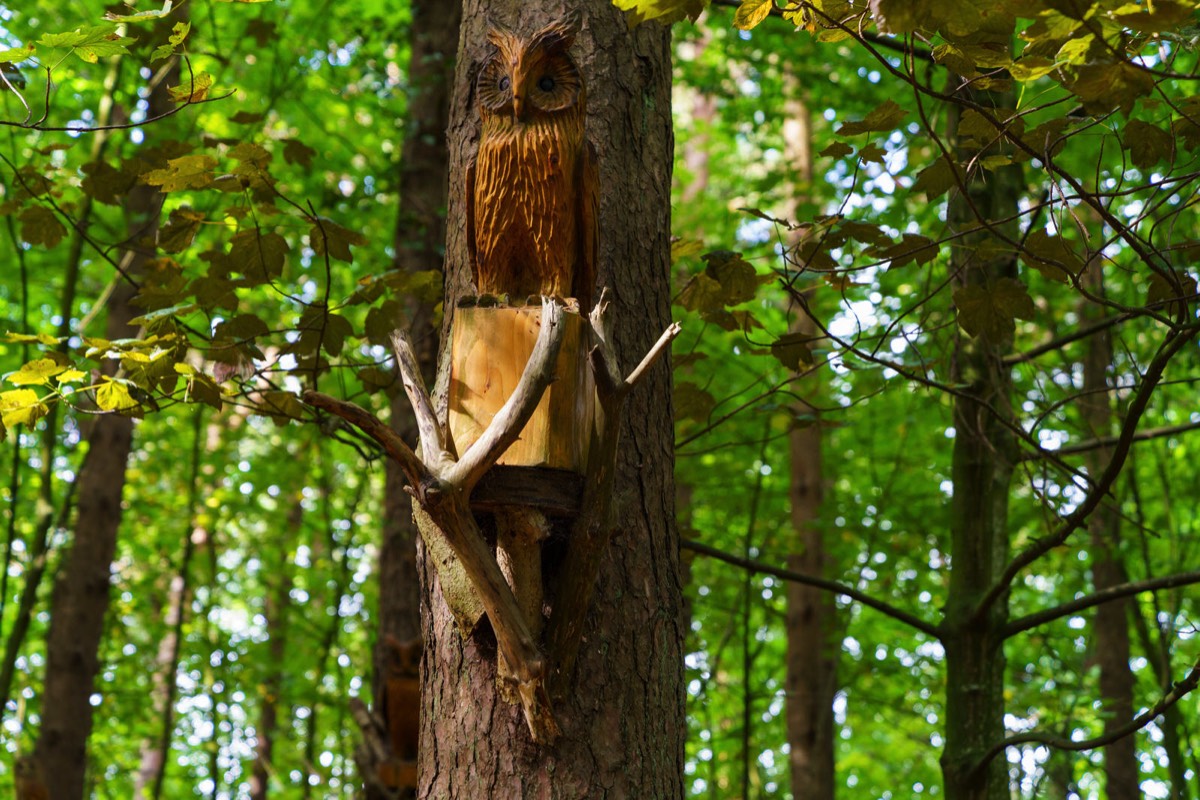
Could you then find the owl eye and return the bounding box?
[499,76,511,92]
[537,75,556,92]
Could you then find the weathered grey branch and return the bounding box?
[390,329,446,466]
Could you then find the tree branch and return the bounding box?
[1004,571,1200,638]
[301,391,430,487]
[390,330,446,466]
[680,538,941,638]
[969,656,1200,779]
[1021,420,1200,462]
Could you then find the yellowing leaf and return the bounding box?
[56,369,88,384]
[2,332,61,346]
[95,378,140,412]
[674,381,716,423]
[7,358,67,385]
[1009,57,1056,82]
[0,388,47,428]
[671,238,705,264]
[141,155,218,191]
[613,0,708,25]
[168,71,214,103]
[158,206,206,252]
[734,0,774,30]
[106,1,175,21]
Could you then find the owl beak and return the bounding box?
[513,94,526,121]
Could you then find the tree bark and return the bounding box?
[31,35,180,797]
[939,87,1021,800]
[374,3,460,797]
[420,2,683,796]
[1079,260,1138,798]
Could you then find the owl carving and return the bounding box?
[467,16,598,310]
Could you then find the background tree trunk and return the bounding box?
[419,2,683,796]
[939,88,1021,800]
[1080,257,1138,798]
[780,70,837,800]
[31,37,179,797]
[373,3,461,797]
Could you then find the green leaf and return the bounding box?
[953,278,1035,341]
[141,155,218,191]
[6,358,67,386]
[158,207,206,252]
[151,21,190,63]
[912,157,961,199]
[19,206,66,248]
[282,138,317,167]
[230,230,289,281]
[310,219,366,264]
[1147,270,1198,318]
[0,388,47,428]
[128,302,198,327]
[836,99,907,137]
[1122,120,1173,169]
[932,44,977,77]
[734,0,774,30]
[703,251,761,305]
[819,141,853,158]
[771,331,814,370]
[872,234,939,269]
[674,381,716,423]
[1022,230,1083,283]
[1069,63,1155,116]
[677,273,726,313]
[38,24,134,63]
[257,391,304,425]
[0,44,35,65]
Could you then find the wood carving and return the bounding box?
[302,18,680,748]
[468,15,598,309]
[377,634,421,795]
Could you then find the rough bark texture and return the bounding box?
[1079,261,1138,798]
[420,2,683,796]
[939,91,1021,800]
[31,42,179,797]
[374,3,460,797]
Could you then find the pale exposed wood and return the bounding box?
[495,506,551,702]
[447,304,592,476]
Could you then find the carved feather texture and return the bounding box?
[470,18,596,309]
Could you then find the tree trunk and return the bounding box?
[133,411,204,800]
[780,73,837,800]
[419,2,683,796]
[374,3,460,797]
[249,499,300,800]
[939,88,1021,800]
[1079,254,1138,798]
[31,37,180,797]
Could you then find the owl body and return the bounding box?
[468,18,597,309]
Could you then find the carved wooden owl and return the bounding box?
[467,16,598,310]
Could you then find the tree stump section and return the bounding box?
[448,305,594,479]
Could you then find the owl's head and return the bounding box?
[477,15,584,122]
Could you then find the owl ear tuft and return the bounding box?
[485,18,517,49]
[530,13,582,54]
